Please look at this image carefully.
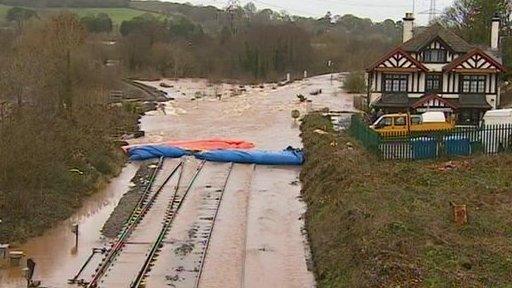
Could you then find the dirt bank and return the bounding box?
[101,160,159,238]
[300,113,512,287]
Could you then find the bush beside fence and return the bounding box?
[349,115,512,160]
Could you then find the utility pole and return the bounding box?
[419,0,442,24]
[428,0,437,23]
[226,0,240,33]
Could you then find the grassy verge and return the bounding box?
[300,113,512,287]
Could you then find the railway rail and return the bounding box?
[141,162,235,288]
[86,158,182,288]
[130,160,206,288]
[76,159,234,288]
[193,163,234,288]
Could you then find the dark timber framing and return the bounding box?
[366,22,505,117]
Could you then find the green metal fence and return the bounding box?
[349,115,512,160]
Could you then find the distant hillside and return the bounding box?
[130,1,230,34]
[0,0,402,76]
[0,3,157,25]
[0,0,130,7]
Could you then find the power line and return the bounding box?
[312,0,410,9]
[418,0,443,23]
[219,0,449,22]
[250,0,318,16]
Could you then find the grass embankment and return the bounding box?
[300,113,512,287]
[0,106,139,243]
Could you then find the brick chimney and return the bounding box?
[403,13,415,43]
[491,13,500,50]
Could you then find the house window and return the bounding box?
[426,74,442,92]
[383,74,408,93]
[423,49,447,63]
[460,75,486,94]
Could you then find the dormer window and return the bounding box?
[423,49,447,63]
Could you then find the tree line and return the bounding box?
[0,11,138,242]
[442,0,512,77]
[114,6,402,82]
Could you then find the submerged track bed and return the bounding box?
[77,160,236,288]
[85,158,183,287]
[141,162,234,288]
[130,160,206,287]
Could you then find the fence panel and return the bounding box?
[348,115,512,160]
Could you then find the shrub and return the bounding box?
[343,71,366,93]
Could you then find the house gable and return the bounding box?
[415,37,458,64]
[443,48,506,73]
[401,23,472,53]
[411,94,457,110]
[420,37,453,53]
[366,47,428,73]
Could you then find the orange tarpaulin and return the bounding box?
[123,138,255,152]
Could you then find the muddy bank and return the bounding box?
[300,113,512,287]
[101,161,159,238]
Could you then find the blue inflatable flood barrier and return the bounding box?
[128,145,190,161]
[195,147,304,165]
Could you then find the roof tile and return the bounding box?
[400,23,473,53]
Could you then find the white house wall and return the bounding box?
[372,72,498,94]
[424,63,445,72]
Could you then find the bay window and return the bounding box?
[383,74,408,93]
[460,75,486,94]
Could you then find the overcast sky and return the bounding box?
[162,0,455,24]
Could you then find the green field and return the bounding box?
[0,4,158,25]
[0,4,9,21]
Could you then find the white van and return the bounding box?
[482,109,512,125]
[421,111,449,123]
[481,109,512,153]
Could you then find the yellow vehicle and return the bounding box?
[370,112,455,136]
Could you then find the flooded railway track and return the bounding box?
[85,158,183,287]
[141,162,235,288]
[130,160,207,288]
[76,159,235,288]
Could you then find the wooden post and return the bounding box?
[0,102,5,124]
[72,223,79,247]
[451,203,468,225]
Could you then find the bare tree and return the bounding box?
[47,12,87,111]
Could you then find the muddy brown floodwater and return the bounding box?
[1,73,353,288]
[0,163,139,288]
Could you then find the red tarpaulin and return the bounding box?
[123,138,255,152]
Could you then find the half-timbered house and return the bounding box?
[366,13,506,125]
